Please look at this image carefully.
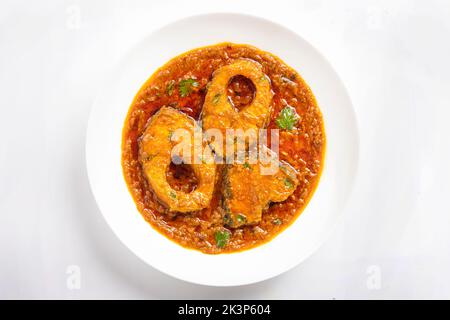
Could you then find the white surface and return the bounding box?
[0,0,449,298]
[86,13,358,286]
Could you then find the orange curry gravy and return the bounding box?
[122,43,325,254]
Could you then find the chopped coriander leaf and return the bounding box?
[284,177,293,188]
[166,80,175,96]
[212,93,221,104]
[168,130,174,140]
[215,229,231,248]
[272,218,282,225]
[243,162,251,170]
[236,214,247,224]
[179,78,199,97]
[169,191,177,199]
[275,106,299,130]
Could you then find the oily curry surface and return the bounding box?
[122,43,325,254]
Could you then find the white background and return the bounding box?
[1,0,449,299]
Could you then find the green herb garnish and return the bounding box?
[236,214,247,224]
[212,93,221,104]
[214,229,231,248]
[169,191,177,199]
[243,162,251,170]
[179,78,199,97]
[166,80,175,96]
[275,106,299,130]
[284,177,294,188]
[272,218,282,225]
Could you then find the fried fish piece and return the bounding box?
[222,163,264,227]
[202,59,274,158]
[139,107,216,212]
[221,158,299,228]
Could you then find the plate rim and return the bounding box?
[85,12,360,286]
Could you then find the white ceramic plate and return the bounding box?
[86,13,359,286]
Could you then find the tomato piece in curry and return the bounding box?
[121,43,325,254]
